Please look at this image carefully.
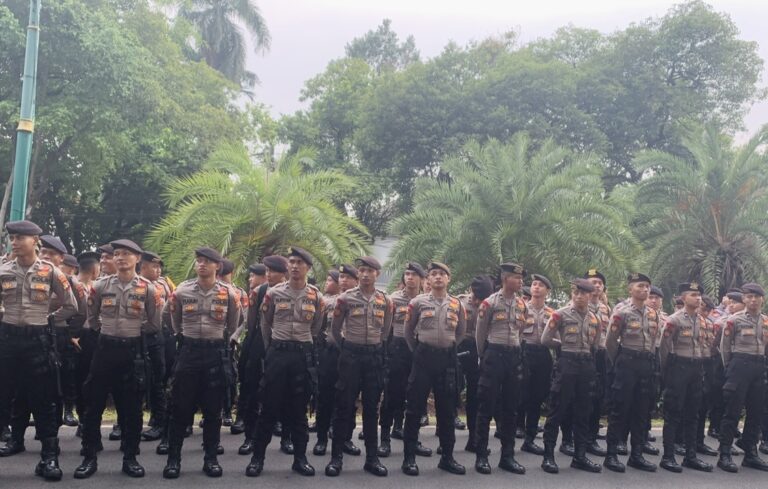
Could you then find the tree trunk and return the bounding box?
[0,166,14,232]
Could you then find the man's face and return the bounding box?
[9,234,37,258]
[629,281,650,302]
[428,269,449,291]
[248,272,266,290]
[502,272,523,292]
[743,292,765,314]
[339,273,357,292]
[100,252,116,274]
[357,265,379,288]
[324,275,339,295]
[403,270,421,291]
[141,261,161,281]
[194,256,219,279]
[61,264,77,276]
[571,288,590,309]
[588,278,605,295]
[646,294,662,310]
[265,268,285,287]
[113,248,139,273]
[530,280,549,299]
[729,301,745,314]
[683,291,701,310]
[288,256,309,281]
[40,248,64,267]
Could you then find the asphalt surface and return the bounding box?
[2,425,767,488]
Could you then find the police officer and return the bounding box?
[378,262,433,458]
[473,263,528,475]
[717,282,768,472]
[0,220,77,481]
[74,239,162,479]
[708,290,742,441]
[401,261,467,476]
[139,251,169,443]
[217,258,248,427]
[325,257,392,476]
[584,269,611,457]
[239,255,288,456]
[604,273,660,473]
[458,275,493,453]
[519,273,554,455]
[540,279,602,474]
[245,247,323,477]
[162,247,241,478]
[658,282,713,472]
[74,251,101,433]
[695,296,719,456]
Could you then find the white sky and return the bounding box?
[246,0,767,136]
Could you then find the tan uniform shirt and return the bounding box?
[89,274,162,337]
[260,281,323,345]
[699,315,716,359]
[169,279,240,340]
[332,287,392,346]
[0,258,77,326]
[606,302,660,362]
[458,294,480,341]
[721,310,768,365]
[589,301,612,349]
[659,309,707,370]
[541,305,600,354]
[390,289,415,338]
[49,275,87,329]
[404,293,466,350]
[522,302,555,346]
[475,291,527,354]
[320,293,338,345]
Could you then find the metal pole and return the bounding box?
[9,0,42,221]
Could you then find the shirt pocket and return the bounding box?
[419,308,436,329]
[1,278,19,304]
[101,295,118,319]
[182,300,200,319]
[210,299,228,322]
[563,321,580,345]
[274,300,294,321]
[373,306,386,326]
[300,300,316,322]
[29,279,50,303]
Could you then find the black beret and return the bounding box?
[405,261,426,278]
[584,268,607,286]
[97,244,114,255]
[470,275,494,300]
[500,262,526,276]
[141,251,163,266]
[287,246,313,266]
[5,220,42,236]
[194,247,222,263]
[63,254,79,268]
[570,278,596,293]
[428,261,451,275]
[40,235,67,255]
[741,282,765,297]
[248,264,267,275]
[220,258,235,275]
[77,251,101,266]
[627,272,652,285]
[726,291,743,303]
[262,255,288,273]
[522,286,532,298]
[328,269,340,282]
[338,263,358,279]
[702,295,716,309]
[649,285,664,298]
[355,256,381,271]
[110,239,142,255]
[677,282,703,295]
[530,273,552,290]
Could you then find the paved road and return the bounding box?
[2,425,766,488]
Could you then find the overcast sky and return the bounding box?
[246,0,767,137]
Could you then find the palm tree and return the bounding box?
[146,143,370,282]
[633,124,768,297]
[179,0,271,88]
[387,134,639,292]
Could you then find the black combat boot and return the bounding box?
[742,445,768,472]
[292,454,316,476]
[498,444,525,474]
[571,443,601,473]
[35,438,63,481]
[63,404,79,427]
[378,429,391,457]
[202,444,223,477]
[364,453,388,476]
[162,446,181,479]
[603,444,625,473]
[627,445,656,472]
[437,445,466,475]
[541,442,559,474]
[74,446,98,479]
[401,440,419,476]
[660,445,682,473]
[325,440,344,476]
[717,445,738,473]
[0,436,25,457]
[521,435,544,455]
[682,447,713,472]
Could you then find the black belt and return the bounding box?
[271,339,312,351]
[620,348,655,360]
[670,355,704,365]
[416,343,454,355]
[183,337,226,348]
[343,342,382,354]
[486,343,522,354]
[732,352,766,363]
[560,351,593,361]
[523,343,549,353]
[0,323,47,336]
[98,334,141,347]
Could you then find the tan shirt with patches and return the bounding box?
[606,302,660,362]
[49,275,88,329]
[589,301,612,349]
[522,302,555,346]
[458,294,479,340]
[331,287,392,346]
[541,305,600,354]
[0,258,77,326]
[169,279,240,340]
[475,291,528,354]
[390,289,415,338]
[720,310,768,365]
[659,309,707,370]
[89,274,162,337]
[405,293,466,350]
[260,281,323,345]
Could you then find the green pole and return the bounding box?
[9,0,42,221]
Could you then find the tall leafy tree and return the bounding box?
[178,0,270,88]
[146,143,370,282]
[387,134,639,291]
[633,124,768,297]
